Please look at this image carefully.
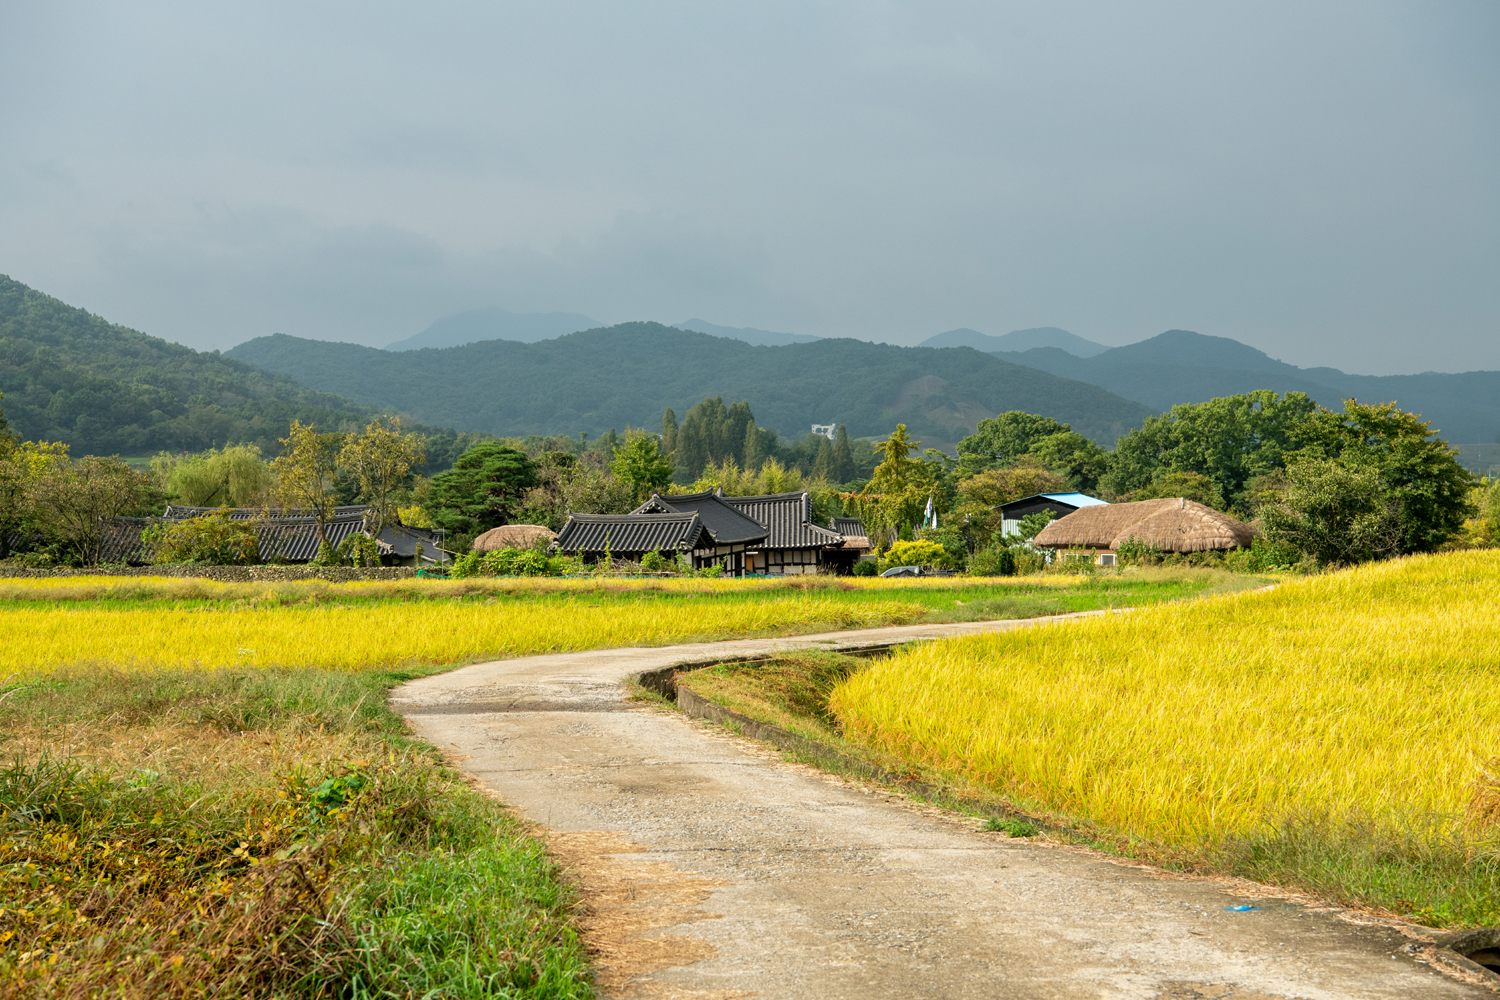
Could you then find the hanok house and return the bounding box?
[995,492,1110,538]
[1032,497,1256,566]
[102,505,450,567]
[830,516,875,571]
[554,489,853,576]
[719,492,848,576]
[555,506,762,574]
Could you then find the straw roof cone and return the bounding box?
[473,524,557,551]
[1033,498,1256,553]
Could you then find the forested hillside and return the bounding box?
[994,330,1500,443]
[0,275,482,465]
[227,324,1153,449]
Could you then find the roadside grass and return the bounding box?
[0,665,593,999]
[827,551,1500,926]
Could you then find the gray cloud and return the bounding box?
[0,1,1495,372]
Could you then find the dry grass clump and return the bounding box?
[0,667,592,999]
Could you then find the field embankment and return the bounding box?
[829,551,1500,925]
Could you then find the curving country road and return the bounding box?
[392,619,1489,1000]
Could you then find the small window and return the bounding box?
[1098,553,1117,567]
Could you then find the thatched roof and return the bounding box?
[473,524,558,551]
[1033,498,1256,553]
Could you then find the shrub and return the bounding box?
[851,559,879,577]
[969,545,1016,577]
[1115,535,1163,568]
[883,539,950,569]
[144,508,261,565]
[640,550,670,572]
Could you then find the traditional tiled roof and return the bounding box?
[163,504,372,521]
[722,492,844,550]
[555,512,707,554]
[635,490,769,546]
[833,517,865,537]
[101,507,385,565]
[375,524,451,564]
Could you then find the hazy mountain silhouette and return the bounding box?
[921,326,1110,357]
[385,307,601,351]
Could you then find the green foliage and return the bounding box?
[334,533,383,568]
[1115,535,1165,568]
[1025,430,1112,492]
[1258,456,1404,567]
[1129,470,1227,511]
[449,545,573,578]
[1015,510,1055,541]
[673,396,757,481]
[1225,535,1301,573]
[957,411,1071,474]
[851,559,879,576]
[984,817,1039,837]
[640,550,670,572]
[969,545,1016,576]
[26,455,162,566]
[151,444,271,508]
[427,443,539,538]
[339,415,426,538]
[610,429,674,498]
[143,507,262,565]
[883,539,950,569]
[1103,391,1321,509]
[1307,400,1474,554]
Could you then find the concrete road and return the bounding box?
[393,619,1489,1000]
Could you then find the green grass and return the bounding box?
[0,666,593,999]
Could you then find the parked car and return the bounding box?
[878,565,953,577]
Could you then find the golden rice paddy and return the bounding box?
[830,551,1500,846]
[0,587,924,677]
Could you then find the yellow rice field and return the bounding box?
[0,594,924,677]
[830,551,1500,846]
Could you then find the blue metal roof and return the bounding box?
[1036,493,1110,507]
[993,492,1109,513]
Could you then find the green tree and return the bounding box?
[0,440,70,559]
[1026,431,1112,493]
[871,424,922,493]
[957,412,1071,474]
[1258,456,1403,567]
[610,430,674,500]
[831,425,855,482]
[661,408,679,459]
[427,442,539,538]
[1102,391,1320,508]
[151,444,272,508]
[1129,470,1227,511]
[673,397,755,480]
[26,456,160,566]
[269,420,341,548]
[812,436,834,481]
[1306,400,1474,554]
[339,415,427,539]
[743,421,768,472]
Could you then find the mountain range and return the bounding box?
[227,325,1153,450]
[384,307,602,351]
[990,330,1500,444]
[0,275,483,467]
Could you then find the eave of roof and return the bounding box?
[635,491,769,545]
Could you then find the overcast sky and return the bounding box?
[2,2,1496,374]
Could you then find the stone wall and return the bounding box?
[0,566,430,582]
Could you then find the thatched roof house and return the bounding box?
[1033,497,1256,554]
[474,524,557,551]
